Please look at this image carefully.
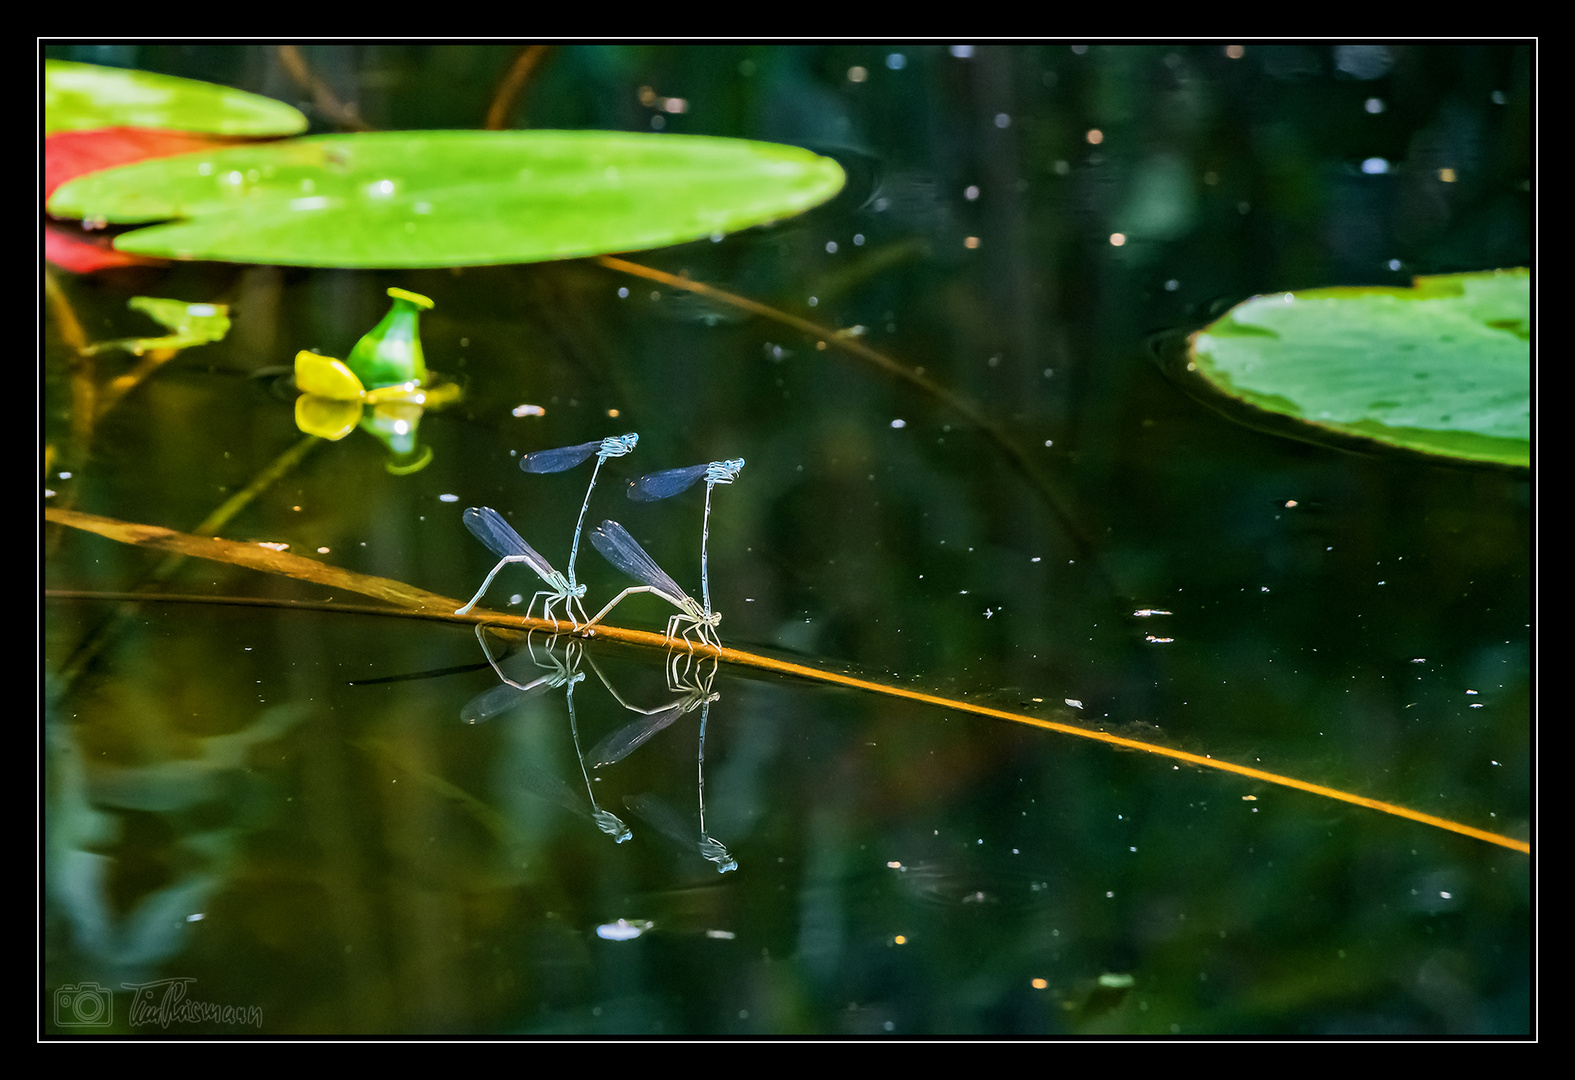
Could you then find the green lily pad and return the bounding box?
[1183,269,1530,470]
[44,60,308,137]
[45,130,847,268]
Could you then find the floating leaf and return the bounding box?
[44,60,308,137]
[43,221,159,275]
[82,296,230,356]
[46,130,848,268]
[46,129,249,202]
[43,59,302,274]
[1180,269,1530,469]
[45,129,254,273]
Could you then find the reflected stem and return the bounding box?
[485,45,552,130]
[277,45,374,132]
[184,434,324,550]
[594,255,1099,563]
[93,347,181,421]
[44,268,96,494]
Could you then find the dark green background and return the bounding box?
[43,43,1532,1036]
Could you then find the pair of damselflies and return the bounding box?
[456,435,743,651]
[592,457,742,647]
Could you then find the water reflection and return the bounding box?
[463,628,739,873]
[41,42,1531,1035]
[583,650,719,768]
[44,698,306,986]
[587,651,737,874]
[463,627,631,844]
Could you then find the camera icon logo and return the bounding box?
[55,983,114,1027]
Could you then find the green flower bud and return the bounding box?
[345,287,433,389]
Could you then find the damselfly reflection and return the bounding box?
[582,650,719,769]
[519,433,638,595]
[584,653,735,873]
[624,791,737,874]
[691,679,735,873]
[621,677,736,874]
[587,519,721,649]
[628,458,743,620]
[461,627,631,843]
[455,506,588,625]
[460,625,583,723]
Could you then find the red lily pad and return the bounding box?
[45,127,250,273]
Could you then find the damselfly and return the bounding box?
[586,519,721,649]
[627,458,744,624]
[454,506,588,625]
[520,433,638,592]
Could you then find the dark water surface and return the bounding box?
[43,43,1532,1036]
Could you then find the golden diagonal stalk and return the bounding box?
[276,45,373,132]
[48,436,324,692]
[44,508,1530,856]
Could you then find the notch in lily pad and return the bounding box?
[1165,269,1530,471]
